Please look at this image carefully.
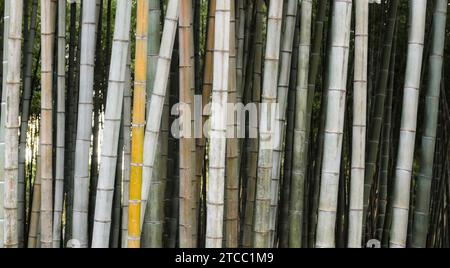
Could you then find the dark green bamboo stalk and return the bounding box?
[363,0,399,233]
[411,0,447,248]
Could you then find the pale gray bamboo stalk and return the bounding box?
[348,0,368,248]
[253,0,284,248]
[139,0,179,233]
[18,0,37,247]
[224,0,238,248]
[315,0,352,248]
[72,0,99,248]
[289,0,312,248]
[91,0,132,248]
[205,0,230,248]
[0,0,10,248]
[4,0,23,248]
[411,0,447,248]
[270,0,298,246]
[40,0,56,248]
[121,49,132,248]
[52,0,66,248]
[390,0,427,248]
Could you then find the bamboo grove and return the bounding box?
[0,0,449,249]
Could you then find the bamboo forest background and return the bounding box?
[0,0,449,248]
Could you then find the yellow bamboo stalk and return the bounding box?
[128,0,149,248]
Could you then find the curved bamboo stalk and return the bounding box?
[270,0,298,247]
[390,0,427,248]
[348,0,368,248]
[315,0,352,248]
[4,0,23,248]
[91,0,132,248]
[411,0,447,248]
[136,0,179,247]
[52,0,66,248]
[72,0,99,248]
[206,0,231,248]
[288,0,313,248]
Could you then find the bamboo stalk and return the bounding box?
[195,0,216,248]
[121,49,132,248]
[253,0,284,248]
[411,0,447,248]
[128,0,150,249]
[0,0,10,248]
[4,0,23,248]
[52,0,66,248]
[142,0,164,248]
[39,0,56,248]
[136,0,179,247]
[27,151,41,248]
[348,0,368,248]
[289,0,313,248]
[315,0,352,248]
[18,0,38,247]
[178,0,195,248]
[72,0,99,248]
[390,0,427,248]
[92,0,132,248]
[224,0,238,248]
[206,0,231,248]
[363,0,399,228]
[242,0,264,248]
[270,0,298,247]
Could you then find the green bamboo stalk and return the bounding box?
[306,0,328,247]
[363,0,399,230]
[411,0,447,248]
[141,0,164,248]
[270,0,298,247]
[288,0,312,248]
[376,22,397,242]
